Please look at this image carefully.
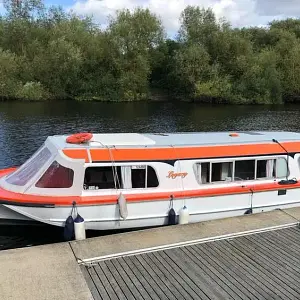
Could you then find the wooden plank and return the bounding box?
[80,266,104,300]
[263,230,300,254]
[245,234,300,277]
[115,258,152,300]
[227,238,299,300]
[172,246,240,300]
[263,229,300,251]
[104,259,136,300]
[254,230,300,263]
[138,253,188,300]
[147,251,208,300]
[276,227,300,242]
[284,227,300,237]
[233,236,300,295]
[126,255,169,300]
[121,256,161,300]
[186,244,253,300]
[196,242,264,300]
[211,241,277,299]
[134,253,185,300]
[92,264,119,300]
[153,250,213,300]
[232,235,299,290]
[97,262,127,300]
[218,240,296,300]
[162,247,230,300]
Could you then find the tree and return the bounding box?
[107,8,164,100]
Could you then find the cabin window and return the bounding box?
[131,166,146,188]
[36,161,74,188]
[235,160,255,180]
[275,158,288,178]
[194,163,210,184]
[194,157,288,185]
[83,165,159,190]
[6,147,52,186]
[256,159,275,179]
[128,166,159,188]
[211,162,233,182]
[84,167,122,190]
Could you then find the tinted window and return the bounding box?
[132,167,146,188]
[211,162,233,182]
[36,161,74,188]
[147,166,159,187]
[235,160,255,180]
[84,167,122,189]
[257,159,275,178]
[131,166,159,188]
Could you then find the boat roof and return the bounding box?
[48,131,300,150]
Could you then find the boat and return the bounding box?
[0,131,300,230]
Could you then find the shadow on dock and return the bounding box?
[0,223,156,251]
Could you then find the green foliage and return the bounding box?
[0,48,22,99]
[16,81,50,101]
[0,1,300,103]
[169,6,290,104]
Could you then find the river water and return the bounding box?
[0,100,300,249]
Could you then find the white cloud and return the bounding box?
[70,0,299,35]
[0,3,5,15]
[255,0,300,17]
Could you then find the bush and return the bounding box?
[16,81,50,101]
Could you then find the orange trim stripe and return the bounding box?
[63,142,300,162]
[0,181,299,206]
[63,149,89,162]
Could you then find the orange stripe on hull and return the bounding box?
[63,142,300,162]
[0,181,299,206]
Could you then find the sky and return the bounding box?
[1,0,299,35]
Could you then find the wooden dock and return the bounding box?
[2,207,300,300]
[81,226,300,300]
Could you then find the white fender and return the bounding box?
[179,206,189,225]
[118,193,128,220]
[74,214,86,240]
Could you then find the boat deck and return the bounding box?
[81,226,300,300]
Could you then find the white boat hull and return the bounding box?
[2,188,300,230]
[0,204,35,224]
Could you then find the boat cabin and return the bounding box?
[1,131,299,200]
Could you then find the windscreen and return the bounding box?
[6,147,52,186]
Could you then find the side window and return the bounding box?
[83,165,159,190]
[235,160,255,180]
[275,158,288,178]
[195,157,288,185]
[147,166,159,188]
[131,166,146,188]
[193,162,210,184]
[256,159,275,179]
[36,161,74,188]
[131,166,159,188]
[84,167,122,190]
[211,162,233,182]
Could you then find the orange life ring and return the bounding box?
[66,132,93,144]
